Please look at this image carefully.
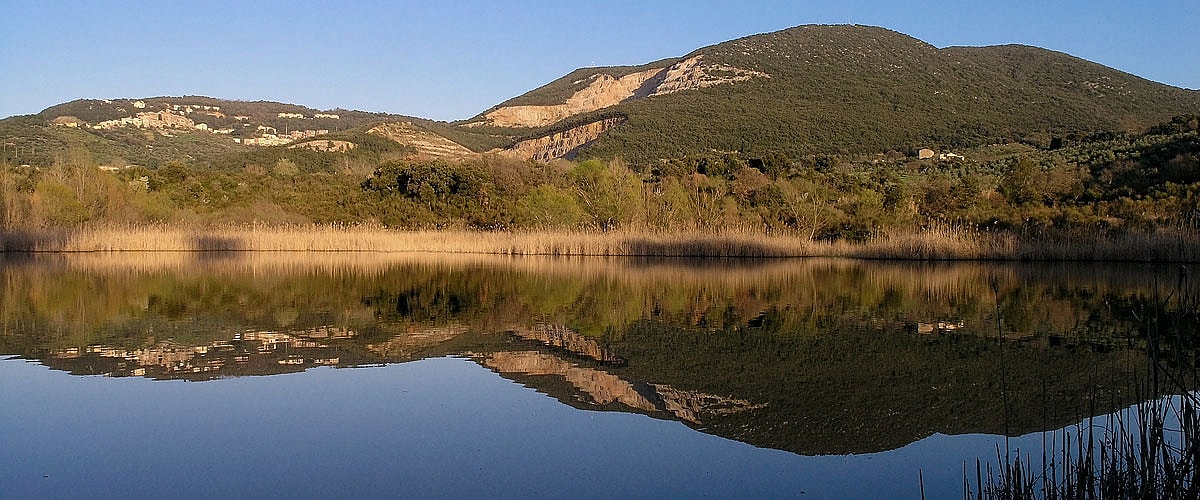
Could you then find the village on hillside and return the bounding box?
[49,100,337,147]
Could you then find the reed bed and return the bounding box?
[974,393,1200,500]
[970,267,1200,499]
[1,224,1197,262]
[0,225,826,257]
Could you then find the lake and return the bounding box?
[0,253,1191,499]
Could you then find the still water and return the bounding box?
[0,253,1187,499]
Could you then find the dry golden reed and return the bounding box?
[0,225,822,257]
[1,223,1197,262]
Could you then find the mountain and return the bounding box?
[37,96,394,130]
[475,24,1200,164]
[4,24,1198,170]
[1,96,506,169]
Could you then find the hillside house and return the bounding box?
[93,117,140,129]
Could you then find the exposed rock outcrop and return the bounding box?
[289,139,356,153]
[650,55,770,96]
[475,68,665,128]
[472,55,768,130]
[50,116,85,127]
[481,55,769,161]
[503,117,624,162]
[368,122,475,159]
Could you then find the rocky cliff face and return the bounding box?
[472,56,768,130]
[475,68,665,128]
[650,55,769,95]
[503,117,624,162]
[478,55,768,161]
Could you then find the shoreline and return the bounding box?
[1,225,1197,262]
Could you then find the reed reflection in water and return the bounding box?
[1,252,1192,498]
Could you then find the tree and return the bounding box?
[569,159,640,231]
[30,180,88,227]
[777,179,836,240]
[272,158,300,177]
[0,167,21,229]
[515,184,584,229]
[999,156,1040,206]
[682,173,728,232]
[748,151,791,179]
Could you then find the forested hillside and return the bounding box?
[483,25,1200,164]
[3,114,1195,249]
[1,24,1197,260]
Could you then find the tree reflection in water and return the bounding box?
[1,252,1191,458]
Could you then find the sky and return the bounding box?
[1,0,1197,121]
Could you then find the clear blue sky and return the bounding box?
[1,0,1196,121]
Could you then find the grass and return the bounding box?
[970,267,1200,499]
[971,393,1200,500]
[1,223,1197,262]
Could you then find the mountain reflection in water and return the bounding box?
[0,252,1188,458]
[475,349,764,424]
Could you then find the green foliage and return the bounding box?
[1150,114,1200,135]
[3,112,1197,244]
[0,115,248,169]
[272,158,300,177]
[31,180,88,227]
[203,131,414,174]
[479,25,1199,166]
[364,160,482,201]
[515,184,584,229]
[569,159,642,230]
[407,118,512,153]
[362,160,493,228]
[999,156,1040,205]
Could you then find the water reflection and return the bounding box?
[43,327,355,380]
[476,349,765,425]
[0,252,1191,460]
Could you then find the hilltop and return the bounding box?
[0,96,507,169]
[4,25,1197,169]
[1,24,1198,259]
[476,25,1199,164]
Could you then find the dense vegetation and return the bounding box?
[0,114,251,169]
[492,25,1199,164]
[1,25,1197,257]
[2,115,1196,255]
